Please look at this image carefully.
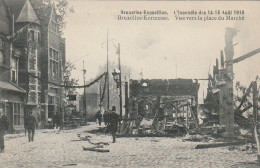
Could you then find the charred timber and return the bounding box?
[233,48,260,64]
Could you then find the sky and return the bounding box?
[63,1,260,103]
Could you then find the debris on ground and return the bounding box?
[63,163,77,166]
[82,147,109,153]
[79,134,110,153]
[228,143,257,152]
[195,140,248,149]
[79,135,109,145]
[182,133,212,142]
[151,139,160,142]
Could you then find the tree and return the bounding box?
[63,61,78,92]
[32,0,74,35]
[52,0,74,33]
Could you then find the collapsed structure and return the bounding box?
[202,28,260,137]
[121,79,200,135]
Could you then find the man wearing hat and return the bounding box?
[0,109,8,152]
[107,106,120,143]
[24,111,38,142]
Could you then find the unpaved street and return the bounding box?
[0,123,258,168]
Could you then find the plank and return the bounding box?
[83,147,109,153]
[195,141,246,149]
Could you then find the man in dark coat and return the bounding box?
[95,111,102,126]
[25,112,38,142]
[53,113,59,129]
[0,109,8,152]
[107,106,120,143]
[103,111,109,126]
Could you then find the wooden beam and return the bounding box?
[236,82,253,111]
[195,141,247,149]
[233,48,260,64]
[83,147,109,153]
[239,103,253,115]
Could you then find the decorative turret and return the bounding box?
[16,0,40,25]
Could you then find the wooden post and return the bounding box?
[118,43,122,118]
[186,105,189,128]
[125,82,129,117]
[106,29,110,111]
[219,84,225,126]
[222,27,238,137]
[190,105,199,128]
[252,81,260,164]
[253,81,258,127]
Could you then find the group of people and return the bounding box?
[0,106,121,153]
[0,110,38,153]
[95,106,120,143]
[95,110,110,126]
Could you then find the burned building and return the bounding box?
[125,79,200,134]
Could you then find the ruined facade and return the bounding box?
[127,79,200,134]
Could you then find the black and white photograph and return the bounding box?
[0,0,260,167]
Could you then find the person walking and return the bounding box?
[0,109,8,152]
[24,111,29,136]
[25,112,38,142]
[103,111,109,126]
[95,111,102,126]
[107,106,120,143]
[24,118,27,136]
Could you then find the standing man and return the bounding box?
[95,111,102,126]
[108,106,120,143]
[24,118,27,136]
[0,109,8,152]
[53,113,58,129]
[103,111,109,126]
[25,111,38,142]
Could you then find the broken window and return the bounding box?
[49,48,59,78]
[29,30,35,41]
[14,103,21,125]
[11,69,16,83]
[50,21,58,33]
[37,32,41,43]
[0,51,4,66]
[50,60,53,76]
[29,29,41,43]
[0,38,5,66]
[48,95,55,104]
[0,102,5,115]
